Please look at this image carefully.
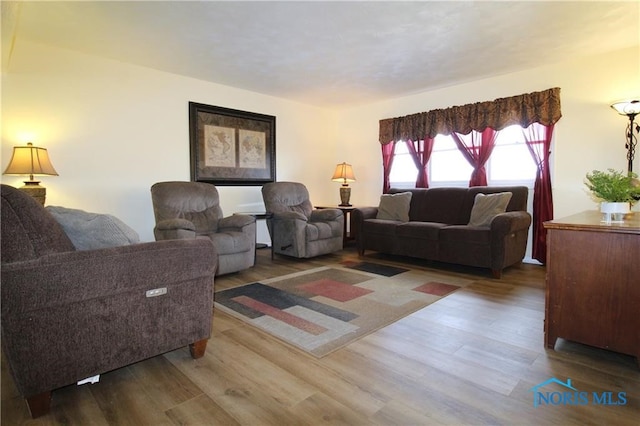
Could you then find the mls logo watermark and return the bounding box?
[530,377,627,407]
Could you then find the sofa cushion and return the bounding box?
[396,222,447,240]
[467,192,512,227]
[392,187,469,224]
[376,192,412,222]
[438,226,492,267]
[46,206,140,250]
[362,219,400,236]
[439,225,492,244]
[463,186,528,216]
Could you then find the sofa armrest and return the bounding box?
[490,211,532,235]
[353,207,378,222]
[154,218,196,240]
[352,207,379,254]
[1,238,216,313]
[1,238,217,398]
[490,211,532,274]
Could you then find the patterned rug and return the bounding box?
[214,261,469,357]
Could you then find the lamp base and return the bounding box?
[20,181,47,206]
[339,185,352,207]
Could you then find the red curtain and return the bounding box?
[381,141,396,193]
[449,128,498,186]
[522,123,554,264]
[405,137,435,188]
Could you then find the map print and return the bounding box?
[239,129,266,169]
[204,125,235,167]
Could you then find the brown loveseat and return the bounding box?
[1,184,217,418]
[352,186,531,278]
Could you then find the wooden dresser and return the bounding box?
[544,211,639,363]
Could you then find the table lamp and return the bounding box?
[3,142,59,205]
[331,162,356,206]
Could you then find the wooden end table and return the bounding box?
[314,205,357,246]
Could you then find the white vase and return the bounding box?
[600,202,630,223]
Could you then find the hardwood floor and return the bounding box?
[3,246,639,425]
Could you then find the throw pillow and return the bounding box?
[46,206,140,250]
[376,192,412,222]
[468,192,513,227]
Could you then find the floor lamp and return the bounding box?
[610,99,640,173]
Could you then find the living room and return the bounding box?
[1,3,638,239]
[2,1,639,424]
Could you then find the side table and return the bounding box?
[544,210,640,365]
[314,205,357,246]
[234,212,272,264]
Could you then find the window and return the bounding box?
[387,142,417,189]
[489,126,537,184]
[388,125,537,188]
[429,134,473,186]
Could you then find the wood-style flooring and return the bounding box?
[2,246,639,425]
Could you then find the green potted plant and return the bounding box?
[585,169,640,222]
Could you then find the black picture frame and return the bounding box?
[189,102,276,185]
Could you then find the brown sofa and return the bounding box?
[1,184,217,418]
[352,186,532,278]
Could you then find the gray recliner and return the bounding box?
[262,181,343,258]
[151,181,256,275]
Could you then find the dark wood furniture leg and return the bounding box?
[189,339,208,359]
[26,391,52,418]
[545,334,558,350]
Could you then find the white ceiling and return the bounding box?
[2,1,639,108]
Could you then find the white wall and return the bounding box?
[3,40,639,245]
[338,45,640,220]
[1,41,341,242]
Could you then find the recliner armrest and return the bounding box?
[155,218,195,231]
[271,211,308,222]
[154,218,196,240]
[310,208,342,222]
[218,214,255,231]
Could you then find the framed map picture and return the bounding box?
[189,102,276,185]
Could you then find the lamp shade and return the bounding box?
[3,142,58,181]
[331,162,356,184]
[610,100,640,116]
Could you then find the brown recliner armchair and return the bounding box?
[0,184,217,418]
[262,181,344,258]
[151,181,256,275]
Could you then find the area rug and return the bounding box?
[214,261,469,357]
